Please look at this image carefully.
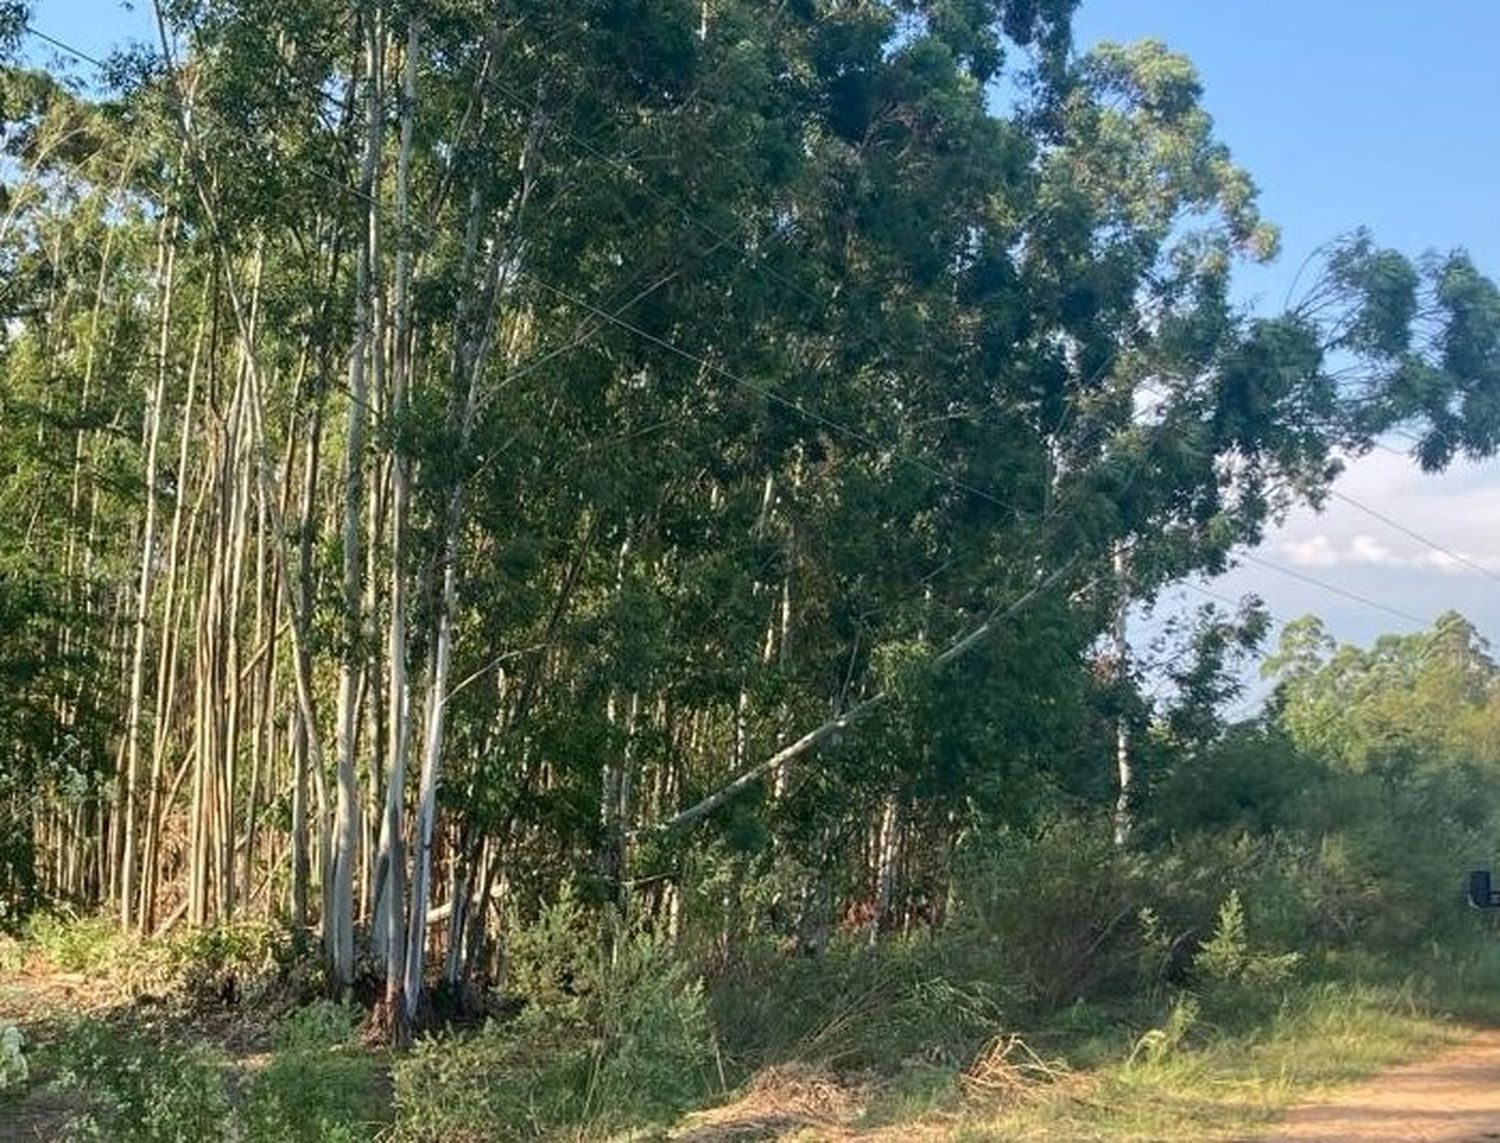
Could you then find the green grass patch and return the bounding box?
[29,1004,389,1142]
[23,911,127,975]
[946,980,1458,1141]
[245,1000,389,1142]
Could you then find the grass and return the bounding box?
[3,913,1489,1142]
[3,917,390,1142]
[678,974,1470,1142]
[935,980,1460,1141]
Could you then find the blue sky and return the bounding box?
[24,0,1500,678]
[1075,1,1500,311]
[23,1,154,65]
[1071,1,1500,684]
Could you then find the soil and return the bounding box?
[0,956,276,1142]
[1252,1028,1500,1143]
[9,954,1500,1142]
[670,1031,1500,1143]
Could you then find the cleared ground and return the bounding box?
[1253,1028,1500,1143]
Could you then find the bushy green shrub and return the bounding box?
[24,911,124,974]
[1186,889,1302,1026]
[711,933,1011,1077]
[393,896,712,1141]
[394,1022,591,1141]
[949,818,1156,1008]
[48,1018,233,1142]
[165,920,283,1005]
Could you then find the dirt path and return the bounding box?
[1254,1029,1500,1143]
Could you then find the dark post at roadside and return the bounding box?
[1467,869,1500,909]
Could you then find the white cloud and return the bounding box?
[1278,531,1500,575]
[1348,533,1395,566]
[1279,535,1340,568]
[1266,445,1500,578]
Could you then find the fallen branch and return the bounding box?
[637,555,1083,836]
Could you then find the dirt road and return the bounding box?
[1256,1028,1500,1143]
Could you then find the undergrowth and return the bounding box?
[4,807,1495,1142]
[391,893,712,1141]
[968,979,1458,1141]
[31,1004,387,1143]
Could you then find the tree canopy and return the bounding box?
[0,0,1496,1035]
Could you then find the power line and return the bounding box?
[22,19,1078,529]
[18,18,1120,637]
[1326,487,1500,586]
[30,16,1453,666]
[22,23,107,69]
[1178,578,1256,612]
[1235,550,1428,629]
[146,15,1136,492]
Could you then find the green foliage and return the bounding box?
[1264,610,1500,774]
[162,921,282,1006]
[48,1019,234,1142]
[988,980,1455,1141]
[268,997,363,1051]
[393,897,711,1140]
[20,913,323,1012]
[949,819,1155,1008]
[24,911,125,974]
[1128,995,1199,1066]
[1144,724,1316,838]
[0,19,1497,1143]
[394,1024,590,1142]
[41,999,383,1143]
[245,1001,384,1143]
[1192,890,1301,995]
[711,934,1010,1077]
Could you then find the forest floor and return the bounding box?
[0,952,292,1141]
[5,943,1500,1141]
[0,961,118,1141]
[672,1027,1500,1141]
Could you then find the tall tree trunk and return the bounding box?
[1111,542,1132,848]
[376,16,421,1042]
[868,794,902,947]
[122,212,178,930]
[330,11,385,987]
[402,214,517,1022]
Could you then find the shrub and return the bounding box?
[394,1022,591,1141]
[393,897,712,1141]
[164,920,282,1006]
[1193,891,1301,992]
[711,933,1011,1077]
[48,1018,233,1142]
[948,818,1155,1009]
[24,911,123,974]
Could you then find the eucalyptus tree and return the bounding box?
[5,0,1500,1036]
[1264,611,1500,776]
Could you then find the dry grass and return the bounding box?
[670,1062,869,1140]
[961,1034,1072,1105]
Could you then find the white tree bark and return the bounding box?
[1112,542,1132,848]
[375,17,421,1035]
[120,211,177,930]
[330,11,385,986]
